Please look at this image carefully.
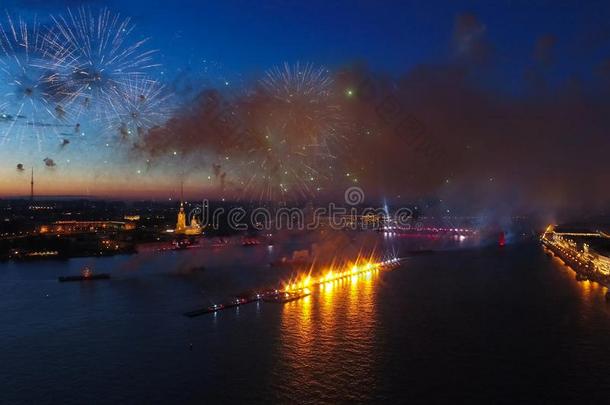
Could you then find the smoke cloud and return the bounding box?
[134,12,610,214]
[43,157,56,167]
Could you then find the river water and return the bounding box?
[2,235,610,404]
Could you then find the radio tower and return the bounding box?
[30,167,34,202]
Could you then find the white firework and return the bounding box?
[235,62,342,201]
[0,13,68,148]
[108,77,172,140]
[260,61,334,102]
[44,7,159,120]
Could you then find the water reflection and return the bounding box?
[7,242,610,403]
[275,269,381,401]
[547,249,607,306]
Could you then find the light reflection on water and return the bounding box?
[275,270,380,402]
[547,251,608,315]
[4,241,610,403]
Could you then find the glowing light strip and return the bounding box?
[282,258,401,293]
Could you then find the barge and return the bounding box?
[58,273,110,282]
[58,267,110,282]
[183,294,264,317]
[541,233,609,287]
[263,290,310,303]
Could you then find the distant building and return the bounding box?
[39,221,135,235]
[583,242,610,275]
[175,201,203,235]
[542,225,610,276]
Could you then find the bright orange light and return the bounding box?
[281,257,399,293]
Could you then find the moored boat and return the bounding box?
[58,267,110,282]
[263,290,310,303]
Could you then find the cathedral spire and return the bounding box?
[180,180,184,206]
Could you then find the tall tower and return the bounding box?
[176,181,186,232]
[30,167,34,202]
[176,202,187,232]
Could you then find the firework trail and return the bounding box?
[0,13,67,149]
[237,62,343,201]
[0,100,7,126]
[261,61,334,101]
[136,62,345,202]
[44,7,159,121]
[107,76,172,140]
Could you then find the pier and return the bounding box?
[541,226,610,287]
[183,258,402,317]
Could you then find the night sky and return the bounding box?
[0,0,609,213]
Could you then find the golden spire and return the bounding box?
[176,180,187,232]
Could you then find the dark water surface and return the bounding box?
[3,239,610,404]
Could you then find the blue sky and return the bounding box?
[125,0,610,81]
[0,0,609,198]
[4,0,609,80]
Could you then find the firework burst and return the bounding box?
[108,76,173,140]
[44,7,159,120]
[235,62,343,201]
[261,61,334,101]
[0,13,68,149]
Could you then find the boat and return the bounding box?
[173,239,190,250]
[230,297,248,306]
[235,290,265,301]
[58,267,110,282]
[241,237,261,246]
[207,303,224,312]
[498,231,506,247]
[183,304,223,317]
[211,238,229,248]
[183,297,256,318]
[263,290,310,303]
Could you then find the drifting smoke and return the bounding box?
[534,35,557,67]
[135,63,344,201]
[134,13,610,213]
[453,13,493,64]
[43,157,56,167]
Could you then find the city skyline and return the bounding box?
[3,2,610,404]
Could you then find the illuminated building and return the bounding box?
[39,221,135,234]
[176,201,187,232]
[541,225,610,278]
[175,201,203,235]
